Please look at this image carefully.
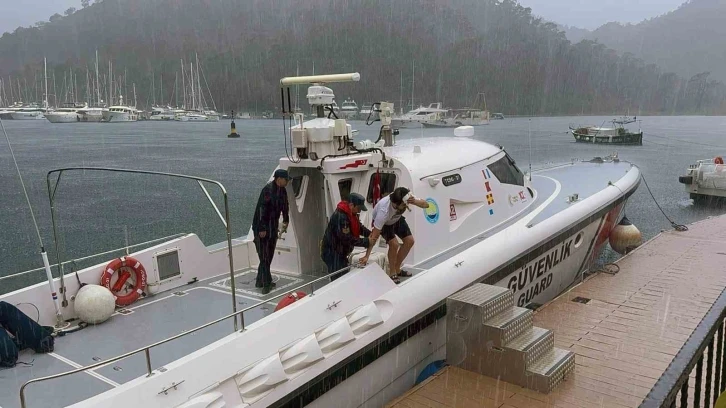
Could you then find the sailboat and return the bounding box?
[175,55,220,122]
[0,72,641,408]
[10,59,48,120]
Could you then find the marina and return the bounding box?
[387,214,726,408]
[0,113,725,408]
[0,0,725,407]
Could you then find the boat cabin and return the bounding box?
[265,131,534,278]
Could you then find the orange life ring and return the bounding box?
[274,291,307,312]
[715,156,724,164]
[100,256,147,307]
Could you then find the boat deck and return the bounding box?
[387,215,726,408]
[2,159,637,408]
[0,269,323,408]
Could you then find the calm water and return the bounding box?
[2,116,725,293]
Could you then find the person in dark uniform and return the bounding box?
[321,193,371,281]
[252,169,290,293]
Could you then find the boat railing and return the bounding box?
[43,167,239,329]
[639,286,726,407]
[0,232,187,286]
[19,265,354,408]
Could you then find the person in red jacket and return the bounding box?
[321,193,371,281]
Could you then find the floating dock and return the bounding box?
[388,215,726,408]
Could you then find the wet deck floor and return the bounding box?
[387,215,726,408]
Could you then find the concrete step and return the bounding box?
[505,326,554,371]
[482,306,532,348]
[525,348,576,394]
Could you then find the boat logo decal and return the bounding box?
[449,203,457,221]
[482,168,492,180]
[339,159,368,170]
[508,194,519,206]
[486,193,494,205]
[518,190,527,202]
[424,198,439,224]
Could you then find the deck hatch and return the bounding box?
[156,250,181,281]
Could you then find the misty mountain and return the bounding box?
[583,0,726,82]
[0,0,724,115]
[558,24,591,44]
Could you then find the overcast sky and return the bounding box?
[0,0,688,34]
[0,0,80,35]
[519,0,687,29]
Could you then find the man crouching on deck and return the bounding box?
[362,187,429,284]
[321,193,371,281]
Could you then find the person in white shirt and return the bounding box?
[361,187,429,283]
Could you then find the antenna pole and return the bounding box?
[1,119,67,329]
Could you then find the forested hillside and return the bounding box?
[0,0,724,115]
[585,0,726,84]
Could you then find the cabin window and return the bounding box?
[488,154,524,186]
[338,178,353,201]
[367,172,397,203]
[291,176,305,198]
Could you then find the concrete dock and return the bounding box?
[387,215,726,408]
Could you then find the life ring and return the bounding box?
[274,291,307,312]
[100,256,147,307]
[716,156,724,164]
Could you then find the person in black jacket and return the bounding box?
[252,169,290,293]
[321,192,371,281]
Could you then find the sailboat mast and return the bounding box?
[43,57,48,109]
[95,50,101,106]
[181,60,186,110]
[151,68,156,106]
[411,60,415,110]
[399,71,403,115]
[190,62,195,111]
[195,54,201,111]
[108,61,113,106]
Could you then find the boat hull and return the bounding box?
[10,111,45,120]
[45,112,80,123]
[102,111,138,122]
[303,201,628,408]
[572,130,643,145]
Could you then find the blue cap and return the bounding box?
[274,169,290,180]
[349,192,367,211]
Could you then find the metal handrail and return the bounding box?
[45,167,238,329]
[0,233,187,283]
[19,266,353,408]
[639,285,726,407]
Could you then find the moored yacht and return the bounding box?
[0,73,641,408]
[174,111,210,122]
[102,104,139,122]
[45,103,88,123]
[391,102,448,129]
[338,98,359,120]
[10,105,46,120]
[76,107,105,122]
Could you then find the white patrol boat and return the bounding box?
[0,73,640,408]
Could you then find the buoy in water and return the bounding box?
[274,291,307,312]
[609,215,642,254]
[74,284,116,324]
[228,119,240,138]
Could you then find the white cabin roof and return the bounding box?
[385,137,502,180]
